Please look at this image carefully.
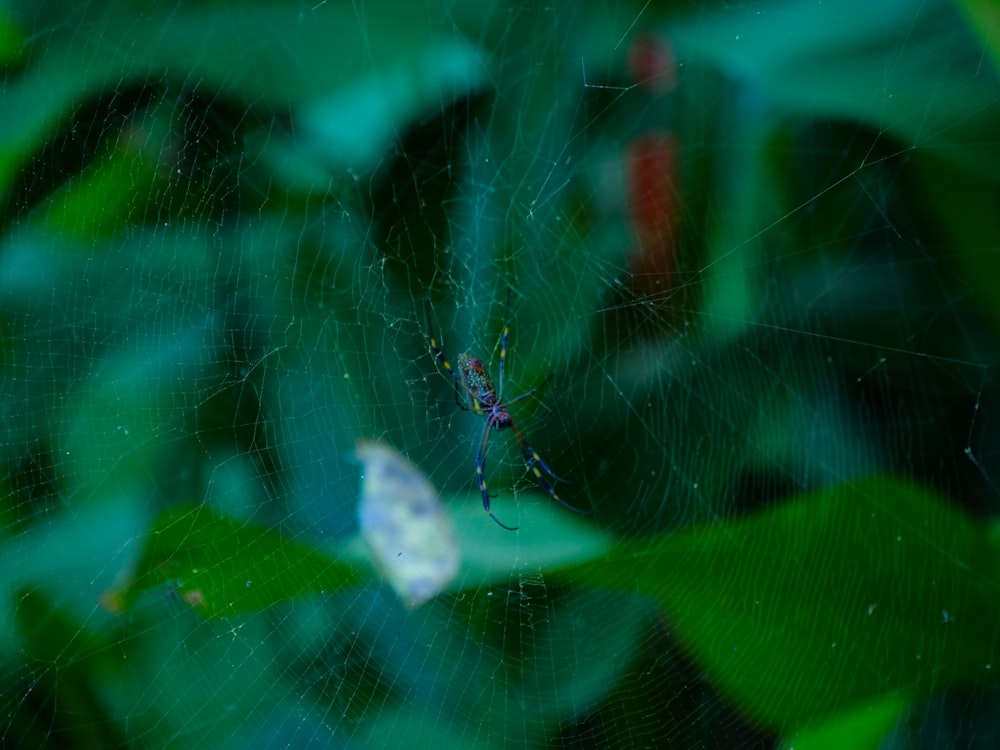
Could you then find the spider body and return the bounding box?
[456,354,512,430]
[426,290,583,530]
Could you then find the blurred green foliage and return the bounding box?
[2,0,1000,748]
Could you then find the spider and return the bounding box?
[425,288,584,530]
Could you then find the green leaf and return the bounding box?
[58,324,216,506]
[574,475,1000,731]
[910,150,1000,340]
[0,3,486,200]
[108,504,370,618]
[445,493,615,592]
[955,0,1000,76]
[12,589,127,748]
[42,140,158,240]
[108,488,614,619]
[781,693,907,750]
[0,8,23,67]
[671,0,1000,178]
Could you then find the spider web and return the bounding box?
[2,0,1000,747]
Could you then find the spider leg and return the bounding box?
[426,299,478,413]
[524,446,573,484]
[503,372,554,408]
[426,300,462,384]
[453,384,471,412]
[503,374,573,482]
[497,287,513,398]
[511,423,589,514]
[475,421,518,531]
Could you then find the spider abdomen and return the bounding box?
[458,353,498,406]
